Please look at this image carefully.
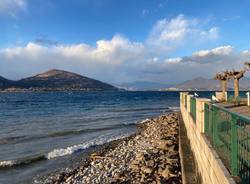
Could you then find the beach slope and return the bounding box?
[50,113,181,184]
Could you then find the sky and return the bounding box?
[0,0,250,84]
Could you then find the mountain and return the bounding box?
[117,81,170,91]
[0,69,117,92]
[168,77,220,91]
[168,77,250,91]
[0,76,14,89]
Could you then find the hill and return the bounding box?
[117,81,170,91]
[0,69,117,92]
[168,77,250,91]
[0,76,14,89]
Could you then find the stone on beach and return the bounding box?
[47,113,181,184]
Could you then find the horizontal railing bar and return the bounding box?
[213,104,250,123]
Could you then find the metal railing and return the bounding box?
[190,97,196,122]
[204,103,250,184]
[227,95,248,106]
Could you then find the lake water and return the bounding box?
[0,91,215,184]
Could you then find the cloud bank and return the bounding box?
[1,14,248,84]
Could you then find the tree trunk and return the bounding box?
[222,80,227,93]
[222,80,227,101]
[234,79,239,99]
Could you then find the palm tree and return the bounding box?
[225,69,245,99]
[214,72,229,101]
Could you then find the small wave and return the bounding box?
[0,161,14,167]
[0,154,46,169]
[47,133,131,159]
[168,106,180,112]
[49,124,130,137]
[0,124,131,145]
[0,133,132,169]
[112,107,169,113]
[0,135,28,145]
[137,118,151,124]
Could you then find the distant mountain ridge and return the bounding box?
[117,77,248,91]
[0,76,14,88]
[2,72,250,92]
[117,81,170,91]
[0,69,117,92]
[168,77,250,91]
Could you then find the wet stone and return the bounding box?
[46,113,181,184]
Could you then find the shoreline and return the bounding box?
[35,134,138,184]
[38,113,181,184]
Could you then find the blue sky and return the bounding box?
[0,0,250,83]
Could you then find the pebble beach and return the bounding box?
[40,113,181,184]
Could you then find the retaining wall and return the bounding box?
[180,92,235,184]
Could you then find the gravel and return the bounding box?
[42,113,181,184]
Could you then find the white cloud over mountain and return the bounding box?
[0,14,249,84]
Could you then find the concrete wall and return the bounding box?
[180,92,235,184]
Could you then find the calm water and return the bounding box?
[0,91,215,184]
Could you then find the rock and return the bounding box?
[146,160,155,167]
[141,166,153,174]
[136,153,145,161]
[160,168,170,178]
[157,140,174,150]
[85,177,90,183]
[129,163,140,171]
[47,113,181,184]
[159,166,177,179]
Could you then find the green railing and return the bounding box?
[227,95,247,106]
[204,104,250,184]
[190,97,196,122]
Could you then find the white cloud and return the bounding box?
[223,16,241,22]
[199,27,219,41]
[1,41,249,84]
[192,45,233,57]
[1,14,247,84]
[242,50,250,56]
[156,45,250,82]
[0,0,27,17]
[0,35,147,82]
[165,57,182,64]
[147,14,219,51]
[158,1,168,8]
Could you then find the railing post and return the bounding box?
[212,106,218,146]
[231,114,238,176]
[209,105,213,139]
[190,97,196,123]
[204,103,209,134]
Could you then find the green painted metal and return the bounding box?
[204,103,210,134]
[190,97,196,122]
[212,107,219,147]
[231,115,238,176]
[204,104,250,184]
